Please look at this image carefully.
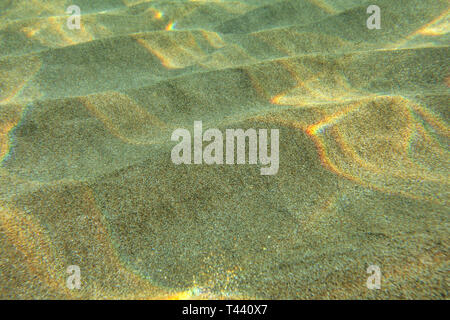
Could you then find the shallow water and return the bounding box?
[0,0,448,299]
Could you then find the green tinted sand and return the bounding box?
[0,0,448,299]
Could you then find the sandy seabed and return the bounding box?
[0,0,448,299]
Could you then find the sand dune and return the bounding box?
[0,0,448,299]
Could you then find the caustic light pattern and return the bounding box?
[0,0,448,299]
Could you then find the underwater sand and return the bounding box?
[0,0,449,299]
